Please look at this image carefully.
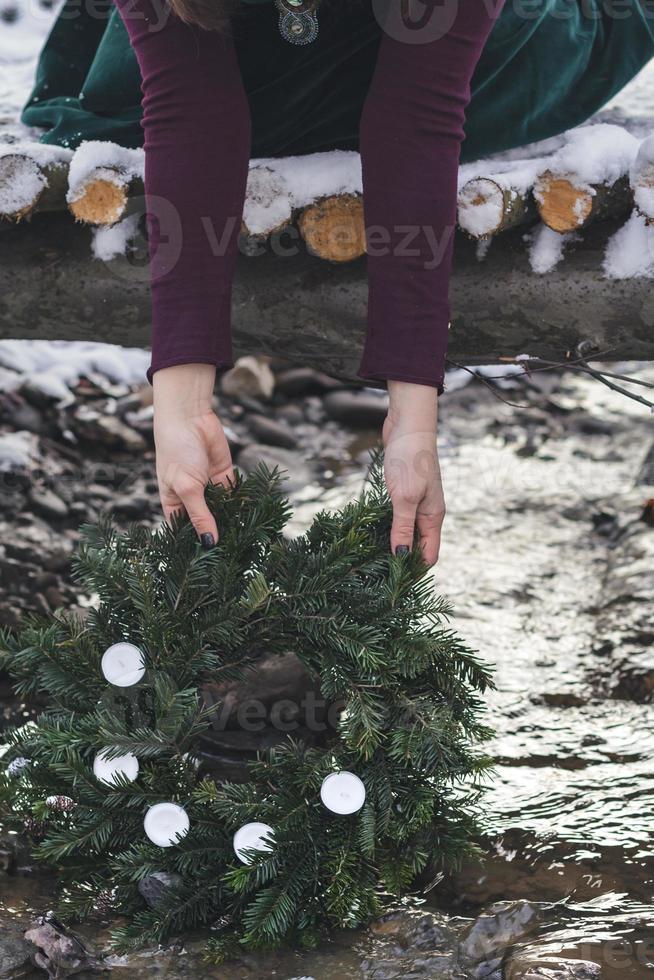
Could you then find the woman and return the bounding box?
[106,0,503,563]
[22,0,654,559]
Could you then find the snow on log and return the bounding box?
[456,158,548,238]
[0,146,71,221]
[631,135,654,225]
[533,124,639,233]
[67,141,144,226]
[298,194,366,262]
[241,165,293,244]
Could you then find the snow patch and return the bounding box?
[533,123,639,198]
[631,134,654,220]
[603,211,654,279]
[526,223,579,275]
[92,213,141,261]
[0,340,150,396]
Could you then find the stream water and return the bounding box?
[1,364,653,978]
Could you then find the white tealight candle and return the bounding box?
[101,643,146,687]
[143,803,190,848]
[93,750,139,787]
[233,822,275,864]
[320,771,366,815]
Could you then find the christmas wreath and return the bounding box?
[0,457,494,958]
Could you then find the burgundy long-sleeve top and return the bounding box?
[114,0,504,394]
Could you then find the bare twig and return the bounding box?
[446,345,654,411]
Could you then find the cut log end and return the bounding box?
[69,176,129,226]
[298,193,366,263]
[534,172,593,233]
[458,178,507,238]
[536,170,633,233]
[0,154,47,222]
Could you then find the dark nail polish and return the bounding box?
[200,533,215,550]
[395,545,410,556]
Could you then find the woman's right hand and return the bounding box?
[152,364,235,548]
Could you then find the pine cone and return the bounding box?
[93,888,117,917]
[45,795,77,813]
[23,816,47,841]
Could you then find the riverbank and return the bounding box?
[1,353,652,978]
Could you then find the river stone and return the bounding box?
[460,901,543,964]
[611,652,654,702]
[504,954,601,979]
[235,444,312,493]
[323,389,389,428]
[1,395,44,435]
[27,486,68,520]
[138,872,183,910]
[245,413,298,449]
[0,924,32,980]
[274,367,341,397]
[275,402,305,426]
[220,356,275,401]
[23,917,101,977]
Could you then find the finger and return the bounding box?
[415,503,445,567]
[175,479,220,548]
[390,495,419,556]
[208,464,236,491]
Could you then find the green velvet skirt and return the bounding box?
[21,0,654,163]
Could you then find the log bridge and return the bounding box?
[0,130,653,380]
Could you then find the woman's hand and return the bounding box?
[382,380,445,567]
[152,364,235,548]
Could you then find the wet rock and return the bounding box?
[23,915,102,977]
[611,652,654,702]
[575,416,616,437]
[19,376,67,410]
[70,405,146,452]
[123,405,154,437]
[323,390,388,428]
[504,954,601,979]
[232,394,268,415]
[0,394,44,435]
[220,356,275,402]
[368,911,459,949]
[0,921,33,980]
[363,910,464,979]
[138,872,183,910]
[245,414,298,449]
[460,901,543,964]
[274,367,341,398]
[27,487,68,520]
[235,445,312,493]
[43,585,65,610]
[275,403,305,426]
[84,483,114,502]
[111,495,151,519]
[0,604,22,628]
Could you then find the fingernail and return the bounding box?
[200,533,215,550]
[395,545,410,556]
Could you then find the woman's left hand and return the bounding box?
[382,380,445,567]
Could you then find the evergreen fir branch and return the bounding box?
[0,460,496,956]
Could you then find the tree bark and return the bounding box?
[1,211,652,375]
